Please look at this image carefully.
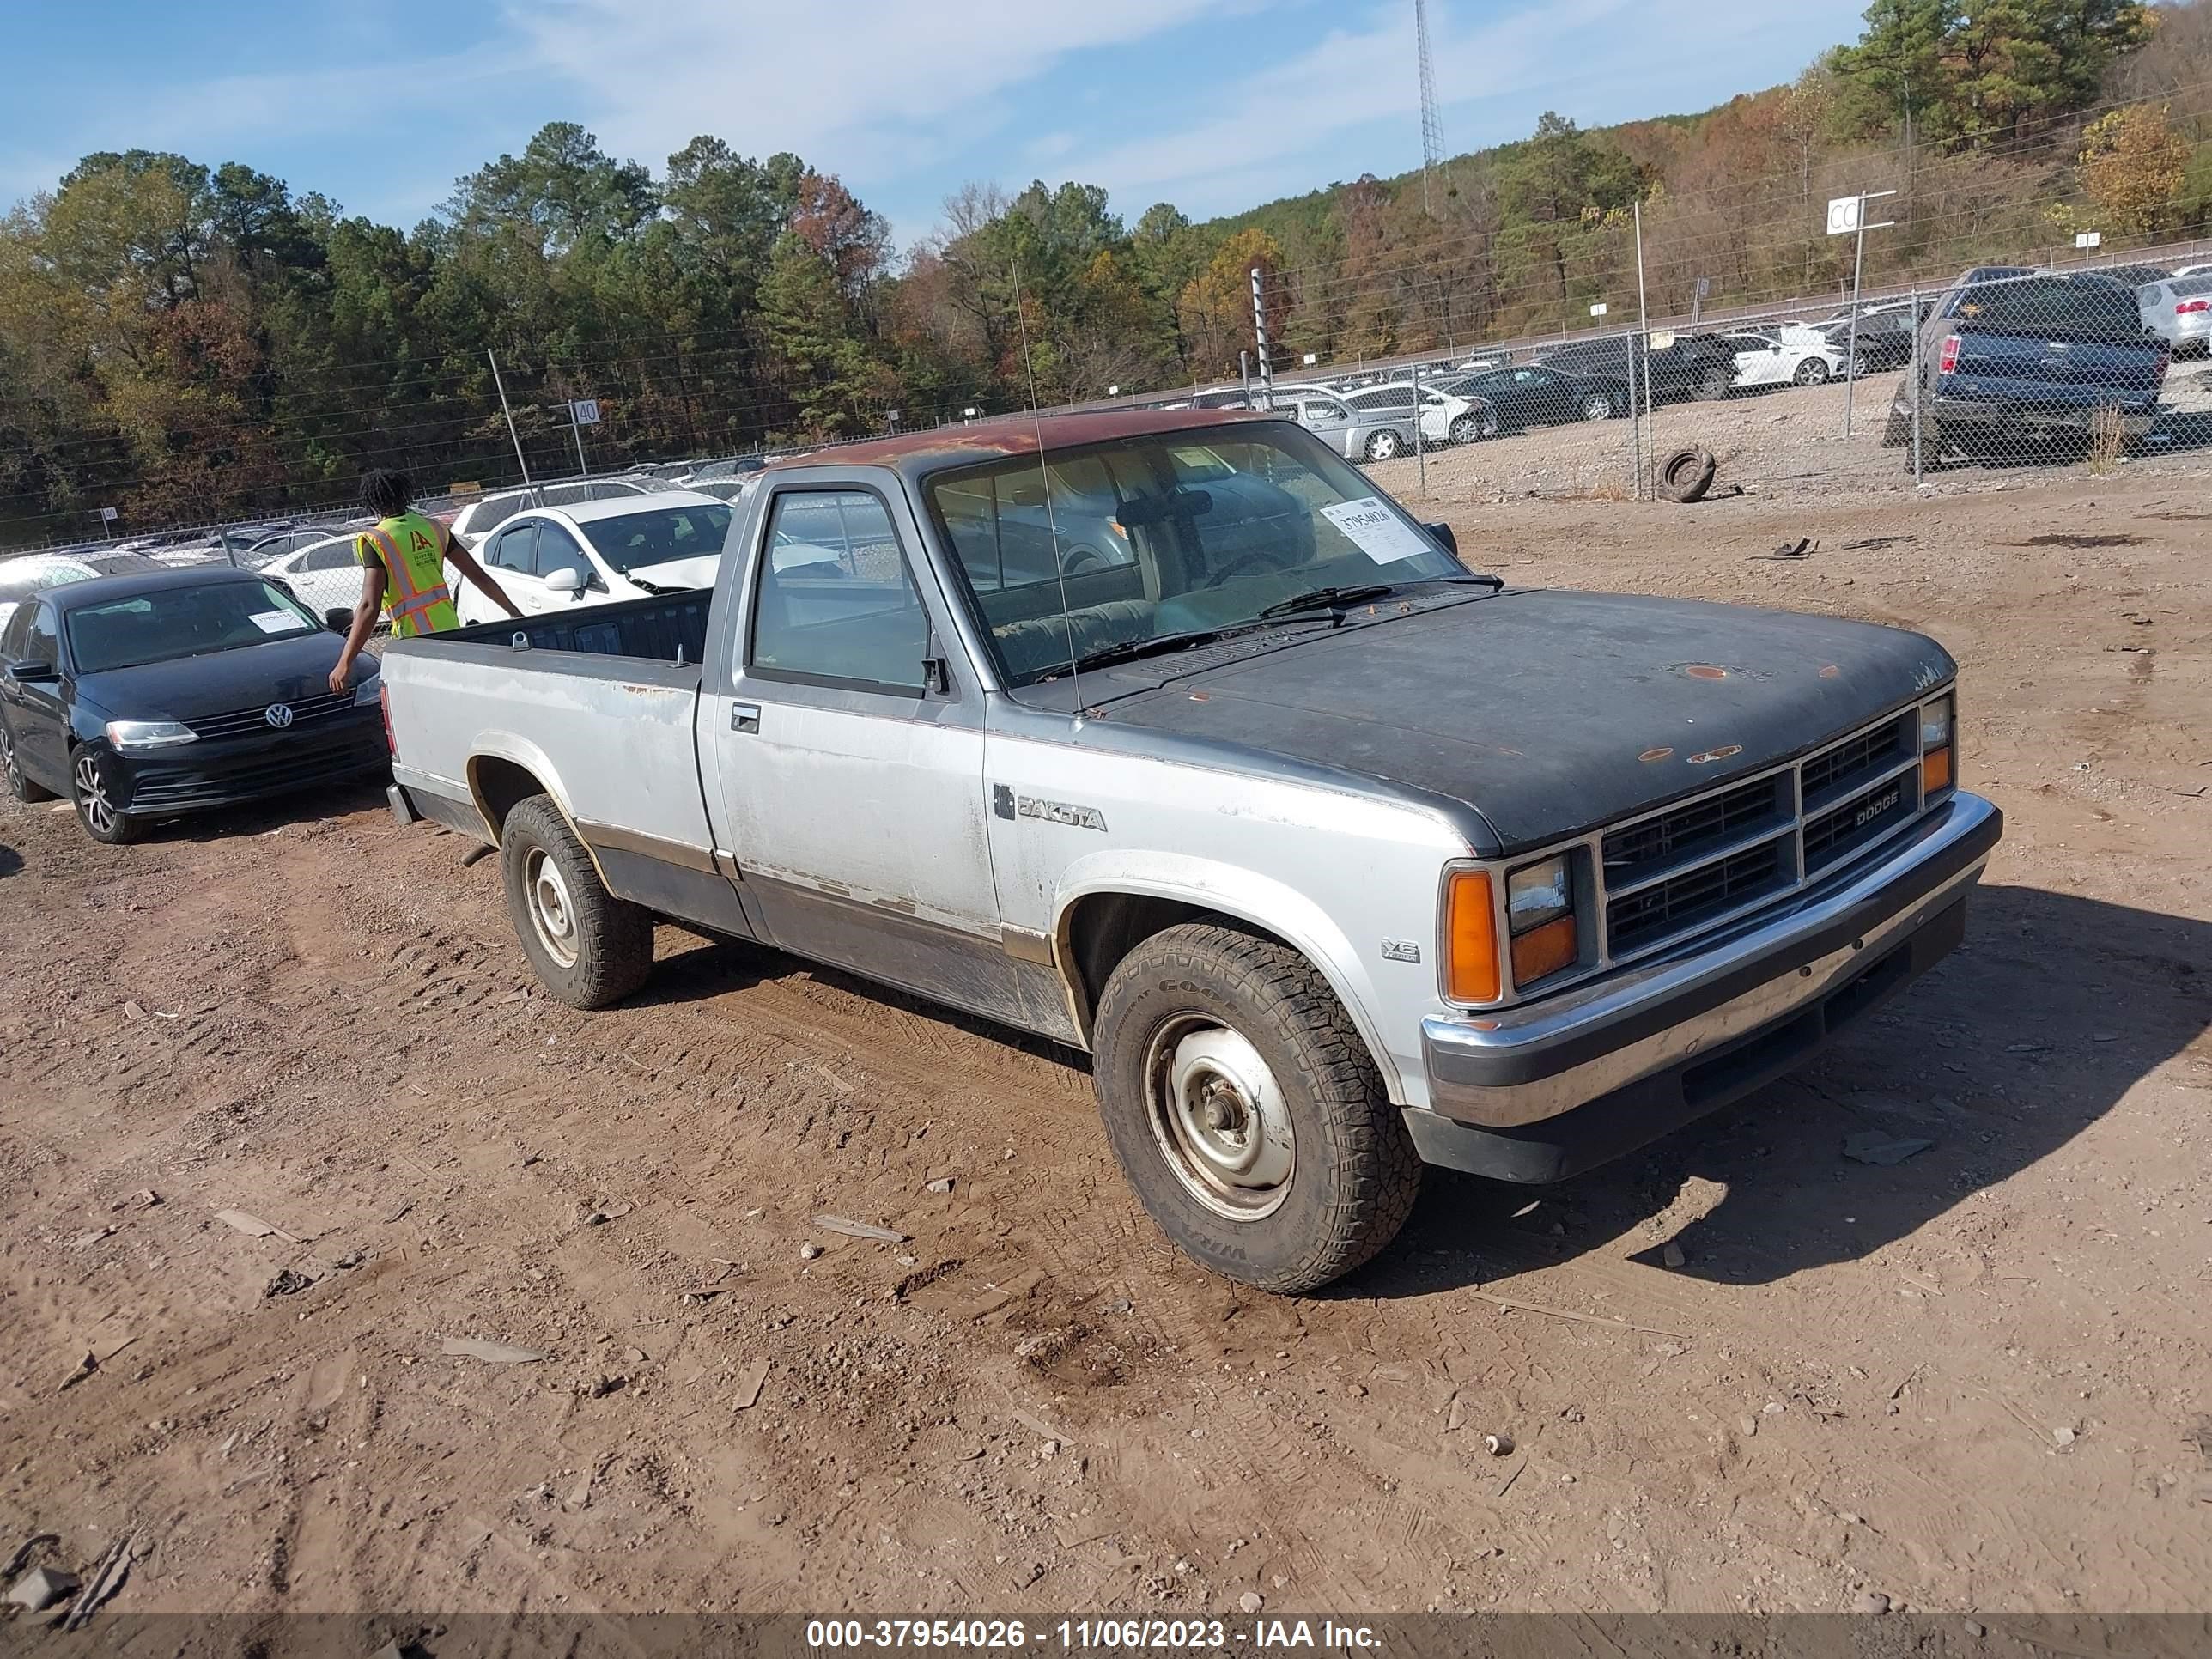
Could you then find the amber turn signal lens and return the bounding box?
[1445,871,1501,1004]
[1922,745,1953,796]
[1510,914,1578,987]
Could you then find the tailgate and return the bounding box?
[1944,331,2163,408]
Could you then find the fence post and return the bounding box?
[1413,357,1426,495]
[1910,287,1924,488]
[1633,199,1651,501]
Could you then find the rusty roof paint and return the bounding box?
[1680,664,1730,681]
[763,406,1282,477]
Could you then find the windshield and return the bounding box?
[577,502,732,574]
[66,580,321,673]
[925,422,1466,686]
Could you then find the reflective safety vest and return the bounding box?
[357,512,460,637]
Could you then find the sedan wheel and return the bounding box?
[1582,393,1614,422]
[1795,357,1831,386]
[1364,428,1403,461]
[1449,411,1494,444]
[2,722,54,802]
[71,751,138,844]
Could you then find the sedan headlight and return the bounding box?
[1920,692,1955,797]
[104,720,197,750]
[1505,855,1578,987]
[354,676,382,706]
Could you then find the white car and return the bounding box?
[1723,324,1849,391]
[1339,382,1488,446]
[446,477,659,550]
[453,491,733,626]
[259,534,370,620]
[2137,273,2212,356]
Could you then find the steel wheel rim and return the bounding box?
[1143,1013,1294,1221]
[526,848,580,968]
[75,754,118,836]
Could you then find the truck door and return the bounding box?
[701,481,1018,1018]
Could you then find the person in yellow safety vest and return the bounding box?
[329,468,523,694]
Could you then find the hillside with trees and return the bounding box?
[5,0,2212,544]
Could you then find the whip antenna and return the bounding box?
[1012,259,1082,713]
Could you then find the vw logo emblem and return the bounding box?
[264,703,294,729]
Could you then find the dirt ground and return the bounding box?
[3,467,2209,1623]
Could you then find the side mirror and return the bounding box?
[324,607,353,634]
[545,568,585,597]
[1423,522,1459,556]
[9,659,56,683]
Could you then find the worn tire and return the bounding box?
[500,793,653,1008]
[1,720,54,802]
[1091,921,1421,1294]
[1652,444,1717,503]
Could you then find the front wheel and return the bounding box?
[71,750,139,844]
[1448,411,1494,444]
[1794,357,1831,386]
[500,794,653,1007]
[1091,921,1422,1293]
[2,720,55,802]
[1698,364,1733,401]
[1364,428,1403,461]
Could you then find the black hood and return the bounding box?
[1097,589,1953,854]
[73,630,359,721]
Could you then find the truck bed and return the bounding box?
[441,591,713,664]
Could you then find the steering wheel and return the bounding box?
[1200,547,1303,590]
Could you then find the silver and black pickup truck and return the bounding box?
[380,407,2001,1292]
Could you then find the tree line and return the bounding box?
[3,0,2209,545]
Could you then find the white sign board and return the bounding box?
[2074,230,2102,249]
[570,398,601,426]
[1694,276,1711,299]
[98,506,118,522]
[1304,352,1318,365]
[1319,498,1434,567]
[1589,302,1608,317]
[1826,195,1863,236]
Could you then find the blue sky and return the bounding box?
[3,0,1868,248]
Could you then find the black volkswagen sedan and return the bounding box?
[0,566,387,843]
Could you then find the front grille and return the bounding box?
[1602,774,1788,872]
[187,689,356,740]
[1579,704,1931,974]
[1608,839,1791,955]
[126,731,385,809]
[1801,714,1912,805]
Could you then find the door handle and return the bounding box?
[731,702,760,734]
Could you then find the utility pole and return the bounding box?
[487,349,534,498]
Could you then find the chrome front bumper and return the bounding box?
[1420,792,2002,1130]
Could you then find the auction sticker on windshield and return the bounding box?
[247,610,301,634]
[1319,498,1433,565]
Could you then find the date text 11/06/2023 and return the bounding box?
[802,1620,1384,1650]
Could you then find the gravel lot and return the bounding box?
[1,466,2208,1624]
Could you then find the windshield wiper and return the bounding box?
[1062,623,1274,675]
[1256,583,1394,620]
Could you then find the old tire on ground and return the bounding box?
[70,749,139,844]
[1652,444,1718,504]
[1090,921,1421,1293]
[1364,428,1403,461]
[1,720,54,802]
[500,793,653,1008]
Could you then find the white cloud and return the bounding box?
[508,0,1258,183]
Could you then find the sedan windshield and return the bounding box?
[577,503,732,574]
[67,580,321,673]
[925,423,1468,686]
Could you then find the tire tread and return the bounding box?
[501,795,654,1008]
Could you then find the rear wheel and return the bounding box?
[500,794,653,1007]
[1698,363,1733,400]
[1,720,54,802]
[1091,921,1421,1293]
[1581,392,1615,422]
[1364,428,1403,461]
[70,750,139,844]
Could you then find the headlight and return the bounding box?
[1506,855,1578,987]
[354,677,381,706]
[1920,693,1955,796]
[104,720,197,750]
